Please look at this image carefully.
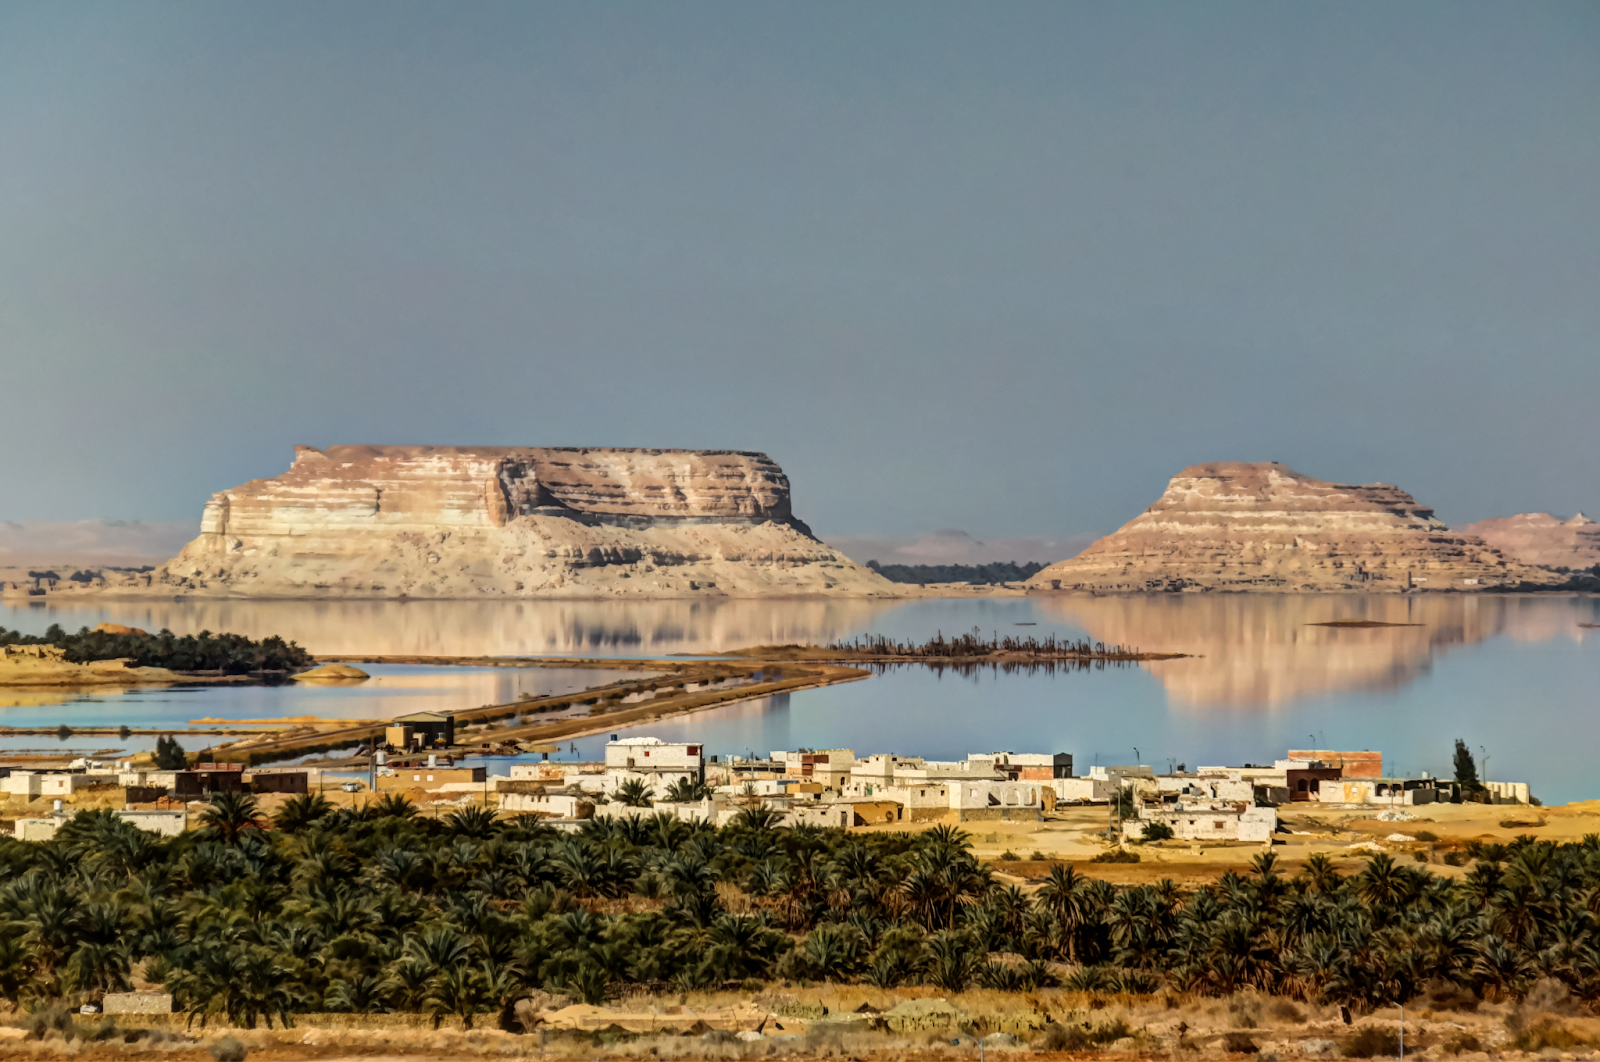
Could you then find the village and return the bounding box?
[1,717,1534,846]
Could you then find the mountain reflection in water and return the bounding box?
[5,594,1597,714]
[1037,594,1599,709]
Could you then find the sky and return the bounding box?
[2,1,1597,550]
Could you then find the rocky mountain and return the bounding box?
[78,446,896,598]
[1459,513,1600,571]
[1026,461,1565,593]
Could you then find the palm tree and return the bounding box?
[374,793,418,820]
[612,778,654,807]
[200,792,268,845]
[443,805,499,839]
[273,793,334,832]
[1037,863,1093,963]
[662,776,712,802]
[423,962,487,1030]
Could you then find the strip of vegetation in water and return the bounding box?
[864,560,1046,584]
[2,803,1596,1029]
[826,627,1179,660]
[0,624,313,674]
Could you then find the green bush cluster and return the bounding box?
[0,625,312,675]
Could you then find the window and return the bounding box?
[687,746,699,757]
[1214,821,1225,830]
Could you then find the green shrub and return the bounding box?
[999,850,1019,861]
[1092,848,1141,863]
[1040,1023,1091,1051]
[1414,830,1439,842]
[22,1002,76,1041]
[1221,1031,1258,1053]
[1342,1026,1395,1058]
[1141,821,1175,842]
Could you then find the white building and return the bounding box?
[3,772,121,799]
[500,790,595,818]
[604,737,705,795]
[1129,801,1277,844]
[14,809,186,842]
[947,780,1043,822]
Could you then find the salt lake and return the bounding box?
[3,593,1597,802]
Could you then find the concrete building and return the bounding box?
[605,737,706,795]
[500,790,595,818]
[948,780,1043,822]
[1485,781,1532,804]
[247,771,308,795]
[15,809,186,842]
[840,798,902,826]
[783,803,855,829]
[1315,778,1444,806]
[595,797,720,825]
[173,770,246,799]
[970,752,1074,780]
[1131,802,1277,844]
[3,771,120,799]
[773,749,856,789]
[390,711,455,749]
[377,766,486,790]
[1288,749,1383,779]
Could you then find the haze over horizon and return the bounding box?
[3,2,1596,542]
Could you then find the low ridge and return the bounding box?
[1458,513,1600,571]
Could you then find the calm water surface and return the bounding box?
[4,594,1596,802]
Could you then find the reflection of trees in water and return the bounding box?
[865,659,1139,682]
[7,598,905,657]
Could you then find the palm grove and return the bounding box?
[1,790,1598,1031]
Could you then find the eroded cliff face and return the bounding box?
[1027,462,1564,594]
[1459,513,1600,571]
[101,446,895,598]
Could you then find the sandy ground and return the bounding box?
[845,799,1600,886]
[3,983,1596,1060]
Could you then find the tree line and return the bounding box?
[864,560,1046,585]
[0,625,313,675]
[828,627,1142,658]
[1,794,1597,1031]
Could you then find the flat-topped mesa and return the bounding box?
[128,446,894,599]
[1027,461,1565,594]
[1459,513,1600,571]
[199,445,798,538]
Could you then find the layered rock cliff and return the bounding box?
[92,446,896,598]
[1459,513,1600,571]
[1027,462,1565,593]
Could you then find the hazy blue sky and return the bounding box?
[3,2,1596,542]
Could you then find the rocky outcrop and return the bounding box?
[1459,513,1600,571]
[87,446,894,599]
[1027,462,1565,593]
